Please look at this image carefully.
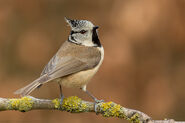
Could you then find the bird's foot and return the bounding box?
[94,98,104,103]
[94,98,104,114]
[60,95,64,107]
[83,89,104,113]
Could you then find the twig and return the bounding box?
[0,96,183,123]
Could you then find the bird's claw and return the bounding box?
[94,99,104,114]
[95,99,104,103]
[59,95,64,108]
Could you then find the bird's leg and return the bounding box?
[81,86,104,113]
[58,82,64,106]
[85,90,104,103]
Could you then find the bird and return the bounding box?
[14,17,104,105]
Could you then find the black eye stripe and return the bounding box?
[70,30,87,35]
[70,31,77,35]
[80,30,87,34]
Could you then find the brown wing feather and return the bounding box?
[44,56,90,82]
[14,41,101,96]
[41,41,101,79]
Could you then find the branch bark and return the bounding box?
[0,96,183,123]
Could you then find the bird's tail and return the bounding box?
[14,75,50,96]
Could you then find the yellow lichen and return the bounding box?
[81,103,87,110]
[62,96,81,112]
[128,113,140,123]
[52,98,60,109]
[100,102,122,117]
[52,96,86,112]
[101,102,112,111]
[8,97,33,112]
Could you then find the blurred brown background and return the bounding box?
[0,0,185,123]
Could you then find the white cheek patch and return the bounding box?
[81,40,94,47]
[72,32,95,47]
[80,33,95,46]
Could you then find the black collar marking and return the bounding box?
[68,36,82,45]
[92,27,101,47]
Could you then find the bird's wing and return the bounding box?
[40,41,101,83]
[42,56,90,81]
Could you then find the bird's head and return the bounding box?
[65,17,101,47]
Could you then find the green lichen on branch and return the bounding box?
[128,113,140,123]
[7,96,33,112]
[53,97,141,123]
[99,102,141,123]
[0,96,152,123]
[52,98,60,109]
[99,101,127,119]
[52,96,87,112]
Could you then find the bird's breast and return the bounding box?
[60,66,99,88]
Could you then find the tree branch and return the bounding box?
[0,96,183,123]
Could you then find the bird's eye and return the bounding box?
[80,30,87,34]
